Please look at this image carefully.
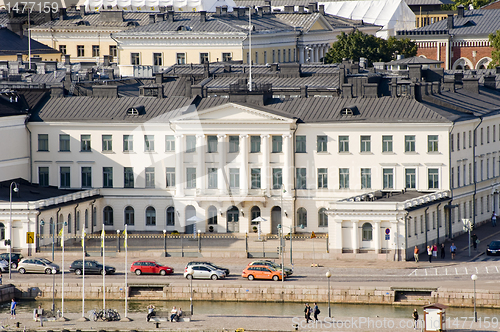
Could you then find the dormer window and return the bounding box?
[341,108,353,115]
[127,21,139,27]
[76,20,90,26]
[177,25,191,31]
[127,108,139,115]
[340,105,358,116]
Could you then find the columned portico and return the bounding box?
[218,134,227,195]
[283,134,292,196]
[374,220,381,254]
[352,220,359,254]
[240,134,249,196]
[196,134,205,195]
[261,134,270,197]
[175,134,184,197]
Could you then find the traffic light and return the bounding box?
[4,239,11,246]
[277,246,281,255]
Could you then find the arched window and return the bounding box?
[208,206,217,225]
[67,213,72,233]
[39,220,44,236]
[59,214,63,234]
[146,206,156,226]
[93,207,97,226]
[103,206,114,226]
[251,206,261,225]
[166,207,175,226]
[125,206,135,226]
[0,223,5,240]
[318,208,328,227]
[76,211,80,232]
[362,223,373,241]
[297,208,307,228]
[49,217,54,234]
[85,210,88,228]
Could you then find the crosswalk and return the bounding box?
[408,261,500,277]
[469,255,500,262]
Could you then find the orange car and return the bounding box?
[242,265,285,281]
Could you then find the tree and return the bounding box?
[489,30,500,68]
[442,0,493,10]
[324,30,417,66]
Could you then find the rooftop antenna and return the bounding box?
[248,6,252,91]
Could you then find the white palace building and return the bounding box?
[1,60,500,260]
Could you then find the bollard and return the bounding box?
[155,322,160,328]
[15,322,20,328]
[294,324,299,330]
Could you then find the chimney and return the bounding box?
[483,75,496,90]
[257,7,263,17]
[237,7,245,18]
[457,5,464,18]
[59,8,66,20]
[64,54,71,65]
[298,5,304,13]
[264,0,271,6]
[216,6,221,15]
[79,6,85,17]
[103,55,111,66]
[408,64,422,82]
[224,64,231,72]
[342,84,353,98]
[92,85,118,98]
[17,53,23,63]
[443,77,455,92]
[262,5,271,14]
[100,10,123,22]
[155,73,163,84]
[300,86,308,97]
[70,4,77,11]
[167,10,175,22]
[149,14,155,24]
[284,5,294,13]
[462,77,479,94]
[7,22,24,37]
[308,3,315,12]
[221,6,228,15]
[319,4,325,15]
[447,14,454,29]
[51,84,64,97]
[159,6,166,12]
[44,11,53,22]
[200,11,206,22]
[157,13,164,21]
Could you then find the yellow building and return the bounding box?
[0,26,61,62]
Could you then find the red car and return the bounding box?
[130,260,174,276]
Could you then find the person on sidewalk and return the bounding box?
[146,304,155,322]
[412,308,419,329]
[492,211,497,227]
[440,243,446,259]
[427,245,432,263]
[304,303,311,323]
[450,243,457,259]
[10,298,16,319]
[170,306,178,322]
[414,246,419,263]
[472,233,478,250]
[313,303,320,321]
[432,243,438,258]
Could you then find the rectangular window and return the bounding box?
[81,134,91,151]
[165,135,175,152]
[296,136,306,153]
[39,167,49,187]
[272,168,282,189]
[200,52,209,64]
[382,135,393,152]
[153,53,162,66]
[361,168,371,189]
[229,136,239,153]
[144,135,154,152]
[360,135,371,152]
[463,132,466,149]
[481,128,484,145]
[272,135,282,153]
[222,52,232,62]
[487,158,490,179]
[451,167,454,189]
[131,53,140,65]
[186,135,196,153]
[272,50,276,63]
[383,168,394,189]
[405,135,415,152]
[59,45,66,55]
[481,160,484,181]
[339,168,349,189]
[457,133,460,151]
[92,45,100,57]
[457,165,460,187]
[166,167,175,187]
[264,51,267,64]
[103,167,113,188]
[186,167,196,188]
[339,135,349,152]
[428,135,438,152]
[102,135,112,152]
[251,136,261,153]
[77,45,84,57]
[59,134,70,152]
[428,168,439,189]
[229,168,240,189]
[109,45,117,58]
[494,125,496,142]
[38,134,48,151]
[123,135,133,152]
[317,135,327,152]
[60,166,70,188]
[277,50,281,62]
[145,167,155,188]
[469,130,472,148]
[494,157,496,177]
[208,168,218,189]
[487,126,490,143]
[82,167,92,188]
[296,168,307,189]
[464,163,467,186]
[251,168,261,189]
[451,134,454,152]
[207,135,218,153]
[405,168,416,189]
[124,167,134,188]
[469,163,472,184]
[420,215,424,233]
[318,168,328,189]
[176,53,186,65]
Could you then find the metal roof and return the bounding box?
[416,8,500,35]
[0,27,60,56]
[33,10,151,28]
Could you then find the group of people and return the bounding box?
[303,303,320,323]
[413,243,459,263]
[146,305,183,322]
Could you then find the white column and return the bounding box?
[175,134,184,197]
[352,220,358,253]
[218,134,227,195]
[196,134,205,195]
[374,221,381,254]
[261,135,270,196]
[283,134,292,196]
[299,47,305,64]
[240,134,249,196]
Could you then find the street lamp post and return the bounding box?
[472,274,478,322]
[163,230,167,257]
[116,229,120,252]
[197,229,201,253]
[326,271,331,318]
[187,267,194,314]
[9,182,19,280]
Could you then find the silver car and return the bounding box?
[18,258,59,274]
[184,264,226,280]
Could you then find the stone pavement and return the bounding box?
[0,312,492,332]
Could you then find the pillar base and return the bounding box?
[121,316,133,322]
[57,316,69,321]
[77,316,89,322]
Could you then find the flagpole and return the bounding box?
[102,228,105,310]
[61,225,64,319]
[82,230,85,319]
[125,225,128,319]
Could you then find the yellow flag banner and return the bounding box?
[311,231,316,239]
[81,230,85,247]
[59,227,64,247]
[123,229,128,248]
[101,229,105,248]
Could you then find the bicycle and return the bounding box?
[88,309,120,321]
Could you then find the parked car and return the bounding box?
[183,264,226,280]
[0,253,23,269]
[69,260,116,275]
[247,260,293,276]
[185,261,230,276]
[130,260,174,275]
[242,265,284,281]
[486,240,500,256]
[17,258,59,274]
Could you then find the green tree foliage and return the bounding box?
[442,0,492,10]
[489,30,500,68]
[324,30,417,66]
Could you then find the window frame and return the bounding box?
[339,135,349,152]
[272,135,283,153]
[145,167,155,188]
[38,134,49,152]
[59,134,70,152]
[296,168,307,189]
[102,134,112,152]
[296,135,306,153]
[103,167,113,188]
[382,135,393,152]
[317,135,327,152]
[166,167,175,187]
[81,134,91,152]
[360,135,371,152]
[123,135,133,152]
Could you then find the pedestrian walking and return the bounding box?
[450,243,457,260]
[304,303,311,323]
[10,298,16,319]
[412,308,419,329]
[440,243,446,259]
[313,303,320,321]
[432,243,438,258]
[427,245,432,263]
[492,211,497,227]
[472,233,479,250]
[414,246,419,263]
